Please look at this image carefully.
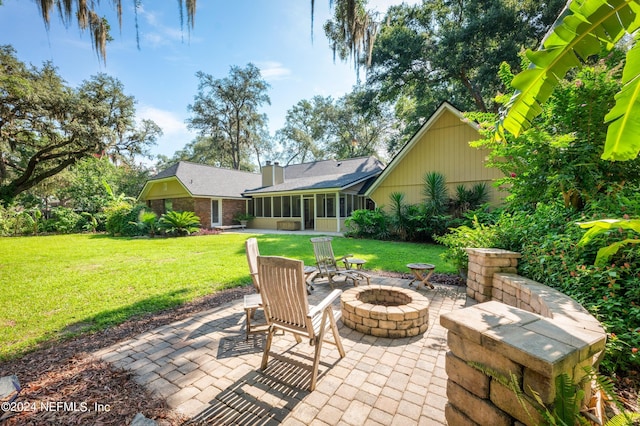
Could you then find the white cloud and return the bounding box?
[367,0,423,13]
[138,106,196,157]
[136,5,197,48]
[258,61,292,81]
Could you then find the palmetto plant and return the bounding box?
[158,211,201,237]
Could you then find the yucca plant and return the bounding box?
[423,171,449,216]
[158,211,201,237]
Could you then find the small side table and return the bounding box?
[304,265,318,293]
[407,263,435,290]
[344,258,367,270]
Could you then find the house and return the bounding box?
[365,101,504,210]
[137,162,262,229]
[138,156,384,232]
[243,157,384,233]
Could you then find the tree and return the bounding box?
[275,96,336,165]
[327,89,393,159]
[161,134,257,171]
[473,60,640,210]
[0,46,159,205]
[275,89,392,164]
[334,0,565,140]
[56,156,151,213]
[187,64,270,170]
[501,0,640,162]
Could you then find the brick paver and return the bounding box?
[94,274,469,425]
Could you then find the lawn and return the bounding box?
[0,233,452,360]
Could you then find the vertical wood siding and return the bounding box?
[371,110,504,209]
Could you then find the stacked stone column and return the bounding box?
[441,248,606,426]
[465,248,520,302]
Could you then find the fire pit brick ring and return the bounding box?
[340,285,429,338]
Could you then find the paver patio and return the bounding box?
[94,275,471,425]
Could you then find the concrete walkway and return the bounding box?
[95,275,471,425]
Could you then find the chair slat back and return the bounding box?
[257,256,312,336]
[310,237,338,272]
[245,237,261,293]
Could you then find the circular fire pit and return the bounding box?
[340,285,429,338]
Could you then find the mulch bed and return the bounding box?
[0,286,254,425]
[1,273,636,425]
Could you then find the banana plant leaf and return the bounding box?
[499,0,640,161]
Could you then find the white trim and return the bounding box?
[137,176,192,201]
[210,198,222,227]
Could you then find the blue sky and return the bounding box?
[0,1,417,161]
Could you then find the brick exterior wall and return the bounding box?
[171,197,195,212]
[222,199,247,226]
[147,199,164,218]
[146,197,248,229]
[193,198,211,229]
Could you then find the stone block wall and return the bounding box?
[441,248,607,426]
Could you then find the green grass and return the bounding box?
[0,233,452,360]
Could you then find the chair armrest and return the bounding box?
[338,254,354,262]
[308,289,342,318]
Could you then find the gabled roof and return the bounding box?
[138,161,262,200]
[243,156,385,195]
[364,101,478,196]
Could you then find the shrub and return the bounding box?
[345,208,390,239]
[0,206,43,236]
[44,207,82,234]
[104,202,146,237]
[423,171,449,215]
[435,216,500,274]
[158,210,201,237]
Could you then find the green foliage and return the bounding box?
[423,172,449,216]
[133,210,159,237]
[389,192,409,240]
[344,208,390,240]
[435,216,500,274]
[44,207,82,234]
[56,157,150,213]
[0,205,42,236]
[501,0,640,161]
[0,47,159,205]
[158,210,201,237]
[452,183,489,217]
[474,63,640,211]
[233,212,255,223]
[104,203,146,237]
[577,218,640,266]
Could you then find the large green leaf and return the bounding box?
[501,0,640,138]
[602,32,640,160]
[577,218,640,244]
[577,218,640,265]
